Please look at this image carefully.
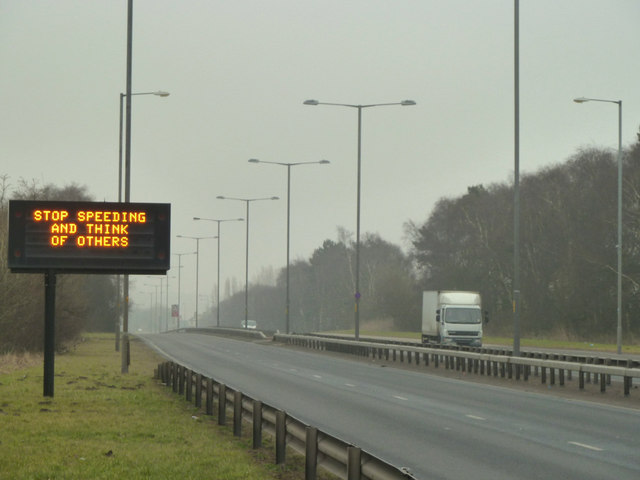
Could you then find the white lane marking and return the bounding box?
[393,395,409,401]
[466,414,486,421]
[344,383,356,387]
[313,374,322,379]
[568,441,603,452]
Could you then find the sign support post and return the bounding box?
[43,270,56,397]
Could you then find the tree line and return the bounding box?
[0,179,116,353]
[212,133,640,342]
[3,132,640,350]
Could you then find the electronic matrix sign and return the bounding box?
[8,200,170,274]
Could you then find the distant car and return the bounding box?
[240,320,257,330]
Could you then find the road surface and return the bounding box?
[141,332,640,480]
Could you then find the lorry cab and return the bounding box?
[437,306,484,347]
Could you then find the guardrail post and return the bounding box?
[172,363,178,393]
[164,362,170,384]
[186,369,193,402]
[276,410,286,465]
[579,371,585,390]
[550,368,555,386]
[218,383,227,425]
[624,376,631,396]
[234,391,243,437]
[541,367,547,384]
[195,373,202,407]
[252,400,262,449]
[206,378,213,415]
[179,366,186,395]
[305,426,318,480]
[559,368,565,386]
[347,446,361,480]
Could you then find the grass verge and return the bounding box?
[330,329,640,354]
[0,333,330,480]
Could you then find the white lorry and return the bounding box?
[421,290,487,347]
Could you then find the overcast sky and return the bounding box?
[2,0,639,322]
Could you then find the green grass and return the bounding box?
[0,334,313,480]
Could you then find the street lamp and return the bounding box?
[118,89,169,371]
[193,217,244,327]
[172,251,197,330]
[176,235,217,328]
[146,276,167,331]
[303,98,416,339]
[216,195,279,327]
[143,284,160,332]
[118,91,170,202]
[249,158,330,333]
[574,96,623,354]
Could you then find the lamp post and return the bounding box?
[574,96,623,354]
[216,196,279,327]
[193,217,244,327]
[164,275,175,332]
[146,276,166,331]
[118,91,169,202]
[118,88,168,370]
[248,158,330,333]
[172,252,196,330]
[143,284,159,332]
[176,235,217,328]
[303,99,416,340]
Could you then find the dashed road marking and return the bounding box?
[466,414,486,421]
[313,374,322,379]
[344,383,356,387]
[568,441,603,452]
[393,395,409,401]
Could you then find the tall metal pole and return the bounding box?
[217,221,222,327]
[115,93,124,352]
[121,0,133,374]
[193,217,243,327]
[573,97,623,354]
[177,255,182,329]
[286,164,291,333]
[165,274,170,332]
[216,196,278,327]
[616,101,623,355]
[195,238,200,327]
[245,201,250,327]
[303,99,415,340]
[247,159,328,333]
[355,106,362,340]
[512,0,521,358]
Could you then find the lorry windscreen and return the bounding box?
[444,307,481,324]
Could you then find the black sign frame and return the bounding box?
[8,200,170,274]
